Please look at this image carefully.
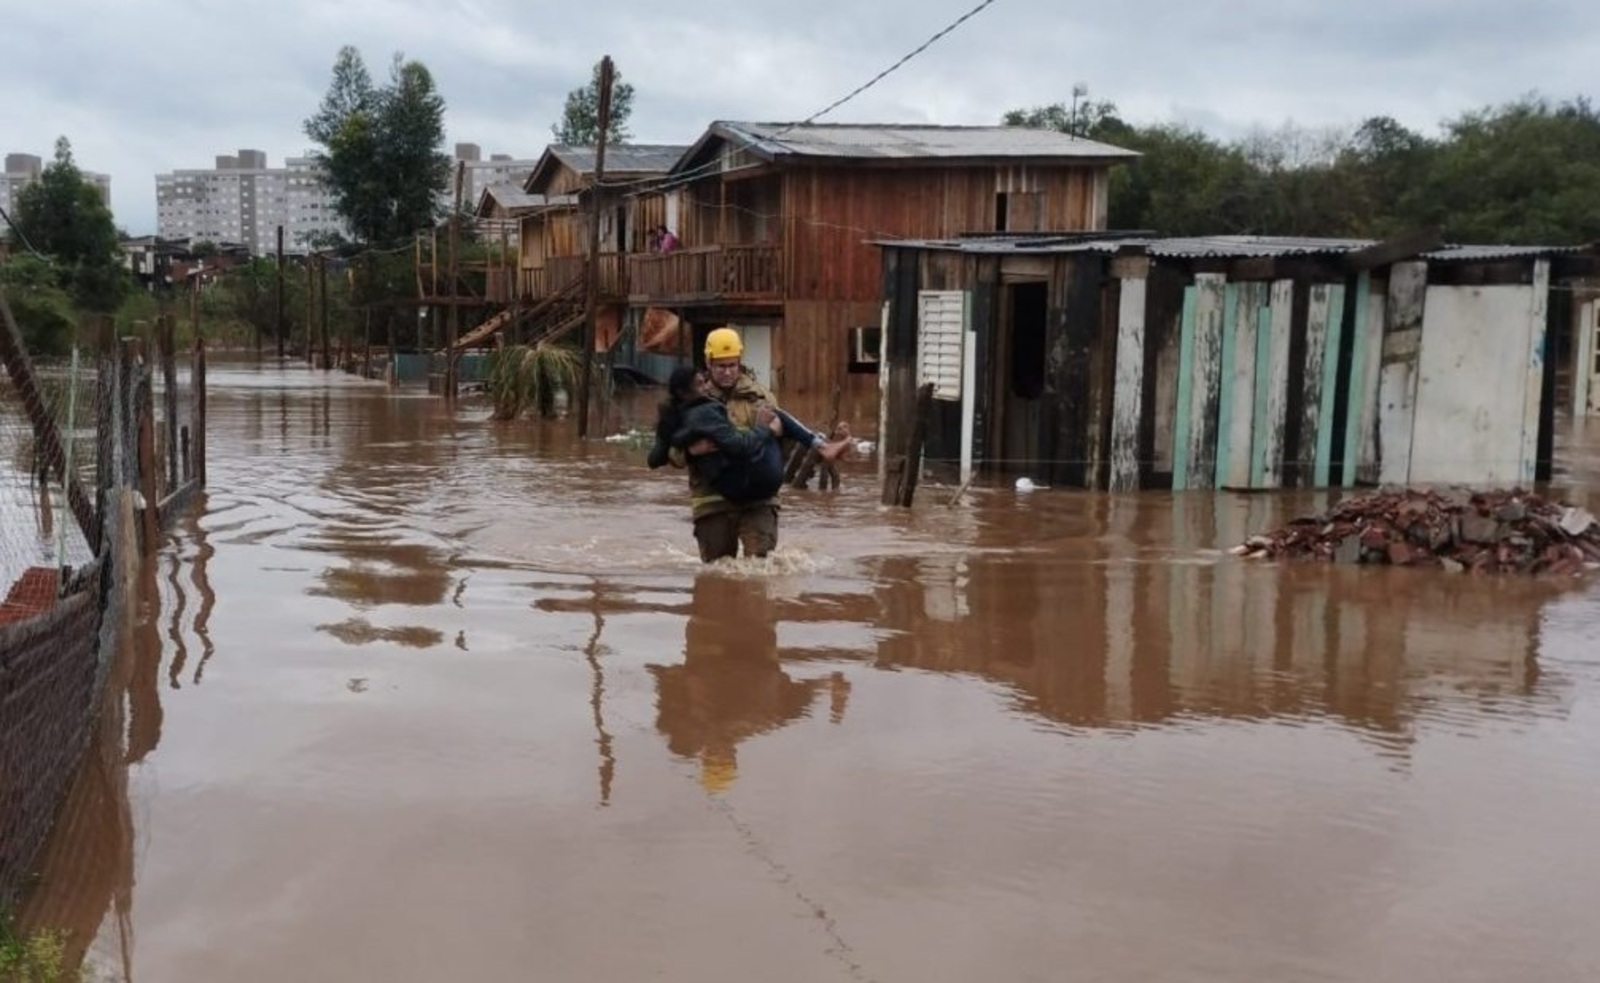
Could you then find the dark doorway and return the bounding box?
[1010,282,1048,399]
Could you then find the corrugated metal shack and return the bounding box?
[876,234,1600,491]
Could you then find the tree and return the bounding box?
[10,137,129,312]
[304,47,451,246]
[0,254,77,356]
[552,59,635,146]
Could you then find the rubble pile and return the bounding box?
[1234,488,1600,576]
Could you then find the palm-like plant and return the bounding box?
[485,342,584,420]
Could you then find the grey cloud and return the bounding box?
[3,0,1596,233]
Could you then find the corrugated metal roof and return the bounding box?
[878,234,1145,254]
[1146,235,1377,258]
[876,234,1597,263]
[550,144,689,176]
[1422,243,1592,262]
[716,122,1140,162]
[476,184,547,214]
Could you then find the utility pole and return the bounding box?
[446,159,465,401]
[274,225,286,359]
[578,54,614,439]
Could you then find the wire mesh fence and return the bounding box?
[0,349,100,597]
[2,299,208,905]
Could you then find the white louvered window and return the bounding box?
[917,290,965,401]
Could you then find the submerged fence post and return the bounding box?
[881,383,935,508]
[194,334,207,488]
[161,314,179,496]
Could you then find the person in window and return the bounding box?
[657,225,681,253]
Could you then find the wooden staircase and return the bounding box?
[452,274,586,350]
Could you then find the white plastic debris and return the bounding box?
[1015,477,1040,493]
[1560,507,1596,537]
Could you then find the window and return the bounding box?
[848,326,881,374]
[917,291,966,401]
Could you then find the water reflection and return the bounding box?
[844,494,1563,745]
[650,577,850,795]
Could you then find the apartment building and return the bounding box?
[152,143,535,256]
[155,150,346,255]
[2,152,113,220]
[451,143,537,212]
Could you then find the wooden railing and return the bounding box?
[627,244,784,302]
[518,267,549,300]
[545,253,627,299]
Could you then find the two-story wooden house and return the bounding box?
[516,144,687,306]
[621,122,1139,396]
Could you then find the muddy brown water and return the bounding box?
[21,360,1600,982]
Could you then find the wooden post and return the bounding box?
[190,273,201,342]
[578,54,615,439]
[161,314,180,495]
[318,254,330,370]
[446,160,465,401]
[304,255,315,365]
[194,333,207,487]
[138,370,159,548]
[882,383,935,507]
[275,225,286,359]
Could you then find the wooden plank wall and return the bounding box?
[1041,256,1105,488]
[1376,262,1427,485]
[783,166,1101,305]
[1108,266,1148,491]
[1347,273,1388,486]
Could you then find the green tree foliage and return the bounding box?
[1005,92,1600,244]
[0,255,77,356]
[304,47,451,246]
[552,59,635,146]
[7,137,130,313]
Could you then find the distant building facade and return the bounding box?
[155,150,347,256]
[450,143,537,214]
[154,144,535,256]
[2,151,112,221]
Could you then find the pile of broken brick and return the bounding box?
[1233,487,1600,576]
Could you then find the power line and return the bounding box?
[0,203,48,260]
[597,0,1003,194]
[773,0,1002,137]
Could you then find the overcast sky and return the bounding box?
[3,0,1595,234]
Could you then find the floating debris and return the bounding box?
[1234,487,1600,576]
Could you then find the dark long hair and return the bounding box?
[656,366,701,444]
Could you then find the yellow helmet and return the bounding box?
[704,326,744,362]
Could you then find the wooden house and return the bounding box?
[472,184,545,303]
[876,234,1600,491]
[620,122,1138,396]
[516,145,686,305]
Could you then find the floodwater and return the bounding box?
[21,360,1600,982]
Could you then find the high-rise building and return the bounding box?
[1,151,112,223]
[153,144,536,255]
[155,150,346,255]
[448,143,538,213]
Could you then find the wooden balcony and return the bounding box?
[546,253,628,300]
[627,244,784,305]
